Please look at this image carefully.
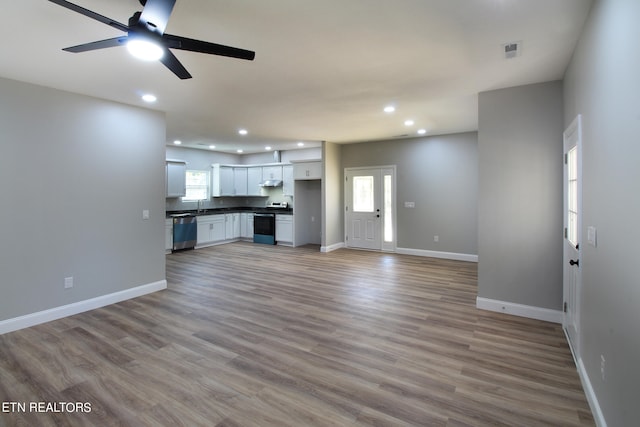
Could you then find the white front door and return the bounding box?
[563,115,582,355]
[345,167,396,251]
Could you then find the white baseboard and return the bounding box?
[476,296,563,323]
[321,242,345,253]
[0,280,167,335]
[396,247,478,263]
[563,333,607,427]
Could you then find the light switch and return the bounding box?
[142,209,150,220]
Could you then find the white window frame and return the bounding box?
[181,169,210,201]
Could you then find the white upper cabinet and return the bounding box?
[262,165,283,181]
[166,160,186,198]
[234,167,248,196]
[211,165,234,197]
[293,161,321,180]
[212,164,247,197]
[247,167,263,196]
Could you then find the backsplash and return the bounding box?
[166,187,293,212]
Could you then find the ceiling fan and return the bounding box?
[48,0,255,79]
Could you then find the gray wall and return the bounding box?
[477,81,564,310]
[322,141,343,248]
[563,0,640,424]
[340,133,478,255]
[0,77,166,321]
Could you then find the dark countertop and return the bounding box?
[167,207,293,218]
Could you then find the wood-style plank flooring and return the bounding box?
[0,243,594,426]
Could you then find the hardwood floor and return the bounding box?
[0,243,594,426]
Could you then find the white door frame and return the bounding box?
[344,166,397,252]
[563,114,583,357]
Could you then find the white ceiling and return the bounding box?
[1,0,592,153]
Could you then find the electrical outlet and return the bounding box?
[142,209,150,220]
[601,355,606,381]
[64,276,73,289]
[434,235,439,242]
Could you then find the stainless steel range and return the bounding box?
[253,202,288,244]
[253,213,276,244]
[266,201,288,209]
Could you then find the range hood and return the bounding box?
[260,179,283,187]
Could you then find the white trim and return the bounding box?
[476,296,563,323]
[563,330,607,427]
[396,247,478,263]
[0,280,167,335]
[321,242,345,253]
[575,354,608,427]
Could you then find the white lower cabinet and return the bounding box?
[240,213,254,239]
[276,214,293,244]
[196,215,225,246]
[225,213,241,240]
[174,211,292,250]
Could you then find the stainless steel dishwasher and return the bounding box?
[172,214,197,251]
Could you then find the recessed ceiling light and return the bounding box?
[141,94,157,103]
[127,39,164,61]
[238,129,248,135]
[173,140,182,145]
[297,142,305,147]
[384,105,396,113]
[209,145,216,149]
[404,119,414,126]
[237,149,243,153]
[265,146,272,151]
[417,129,427,135]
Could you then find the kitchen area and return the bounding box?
[164,146,322,253]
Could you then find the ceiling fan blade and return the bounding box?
[163,34,255,61]
[159,49,192,79]
[63,36,128,53]
[139,0,176,35]
[48,0,129,33]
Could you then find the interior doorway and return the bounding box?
[344,166,396,251]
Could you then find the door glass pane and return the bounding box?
[353,176,374,212]
[384,174,393,242]
[567,147,578,246]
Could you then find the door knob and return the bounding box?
[569,259,579,267]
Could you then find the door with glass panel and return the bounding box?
[563,115,582,354]
[345,167,396,251]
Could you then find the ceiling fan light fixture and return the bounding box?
[126,38,164,61]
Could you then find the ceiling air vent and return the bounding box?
[503,41,522,59]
